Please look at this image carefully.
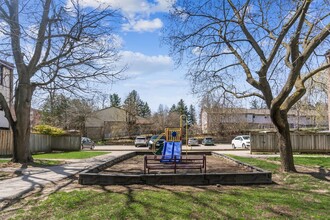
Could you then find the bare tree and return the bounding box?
[0,0,123,163]
[165,0,330,172]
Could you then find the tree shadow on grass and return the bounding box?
[299,166,330,182]
[0,175,76,214]
[99,184,238,219]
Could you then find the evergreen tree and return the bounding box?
[139,102,151,117]
[169,104,177,112]
[123,90,150,117]
[176,99,189,116]
[188,105,197,125]
[110,93,121,107]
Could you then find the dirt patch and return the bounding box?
[100,155,254,174]
[0,162,24,169]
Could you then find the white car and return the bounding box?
[231,135,250,149]
[134,136,148,147]
[188,138,199,146]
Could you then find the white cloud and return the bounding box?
[110,34,124,49]
[67,0,175,32]
[122,18,163,32]
[119,50,173,75]
[70,0,174,15]
[192,47,202,56]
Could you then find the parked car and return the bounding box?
[81,137,95,150]
[231,135,250,149]
[134,136,148,147]
[148,135,166,149]
[202,137,214,146]
[188,138,199,146]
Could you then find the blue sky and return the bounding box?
[77,0,198,112]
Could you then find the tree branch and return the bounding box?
[0,92,16,128]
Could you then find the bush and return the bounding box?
[33,125,65,136]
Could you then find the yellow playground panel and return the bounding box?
[165,127,182,142]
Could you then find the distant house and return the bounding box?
[0,60,14,129]
[85,106,152,139]
[200,107,325,134]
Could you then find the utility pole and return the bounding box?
[326,50,330,130]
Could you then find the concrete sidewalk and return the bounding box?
[0,151,133,202]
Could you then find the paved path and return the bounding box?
[0,151,133,202]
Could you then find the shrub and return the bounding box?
[33,125,65,136]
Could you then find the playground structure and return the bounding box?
[145,115,207,173]
[161,127,182,162]
[149,114,189,156]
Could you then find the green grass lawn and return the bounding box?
[228,155,281,172]
[0,151,110,164]
[13,185,329,220]
[32,151,110,159]
[267,156,330,169]
[7,156,329,220]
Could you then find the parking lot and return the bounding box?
[94,143,234,151]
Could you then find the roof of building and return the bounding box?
[202,107,320,117]
[86,106,152,127]
[0,60,15,69]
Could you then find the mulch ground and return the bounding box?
[101,155,253,174]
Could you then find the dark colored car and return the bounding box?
[148,135,166,149]
[202,137,214,146]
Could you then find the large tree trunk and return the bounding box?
[12,83,33,163]
[270,109,296,172]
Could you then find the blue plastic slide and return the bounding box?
[160,141,181,163]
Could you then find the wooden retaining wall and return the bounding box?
[251,132,330,153]
[79,152,272,185]
[0,130,81,156]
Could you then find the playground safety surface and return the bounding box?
[79,152,272,185]
[101,155,250,174]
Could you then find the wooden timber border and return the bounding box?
[79,152,272,185]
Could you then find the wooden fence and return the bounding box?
[0,129,13,155]
[250,132,330,153]
[0,130,81,156]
